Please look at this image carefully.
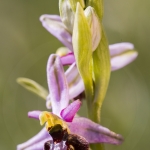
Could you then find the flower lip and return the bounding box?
[48,124,68,144]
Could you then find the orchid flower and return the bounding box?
[17,54,123,150]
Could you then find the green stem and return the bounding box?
[88,102,101,123]
[90,143,105,150]
[87,102,105,150]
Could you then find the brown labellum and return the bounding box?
[49,124,68,144]
[66,134,89,150]
[44,141,51,150]
[47,124,89,150]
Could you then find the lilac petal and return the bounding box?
[46,62,84,103]
[65,63,84,99]
[111,50,138,71]
[47,54,69,116]
[60,52,75,66]
[68,117,123,145]
[28,110,41,120]
[24,138,51,150]
[40,15,73,51]
[60,100,81,122]
[109,42,134,56]
[17,128,50,150]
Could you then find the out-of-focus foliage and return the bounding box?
[0,0,150,149]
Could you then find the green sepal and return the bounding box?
[17,77,48,100]
[90,143,105,150]
[92,28,111,123]
[72,2,93,107]
[59,0,75,32]
[59,0,85,33]
[69,0,85,12]
[84,6,102,51]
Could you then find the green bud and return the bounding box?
[59,0,85,33]
[85,0,103,20]
[69,0,85,12]
[84,6,102,51]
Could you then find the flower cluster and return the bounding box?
[17,0,138,150]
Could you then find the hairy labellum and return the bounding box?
[49,124,68,144]
[44,141,51,150]
[48,124,89,150]
[66,134,89,150]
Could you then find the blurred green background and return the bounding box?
[0,0,150,149]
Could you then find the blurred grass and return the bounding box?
[0,0,150,149]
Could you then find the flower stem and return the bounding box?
[90,143,105,150]
[87,103,105,150]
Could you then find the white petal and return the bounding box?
[109,42,134,56]
[111,51,138,71]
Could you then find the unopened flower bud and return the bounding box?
[59,0,85,33]
[84,6,102,51]
[56,47,70,57]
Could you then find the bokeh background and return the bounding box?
[0,0,150,149]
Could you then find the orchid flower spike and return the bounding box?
[19,108,123,150]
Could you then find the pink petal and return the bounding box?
[60,52,75,66]
[111,50,138,71]
[40,15,73,51]
[109,42,134,56]
[68,117,123,145]
[65,63,84,99]
[17,128,50,150]
[28,110,41,120]
[60,100,81,122]
[24,138,51,150]
[47,54,69,116]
